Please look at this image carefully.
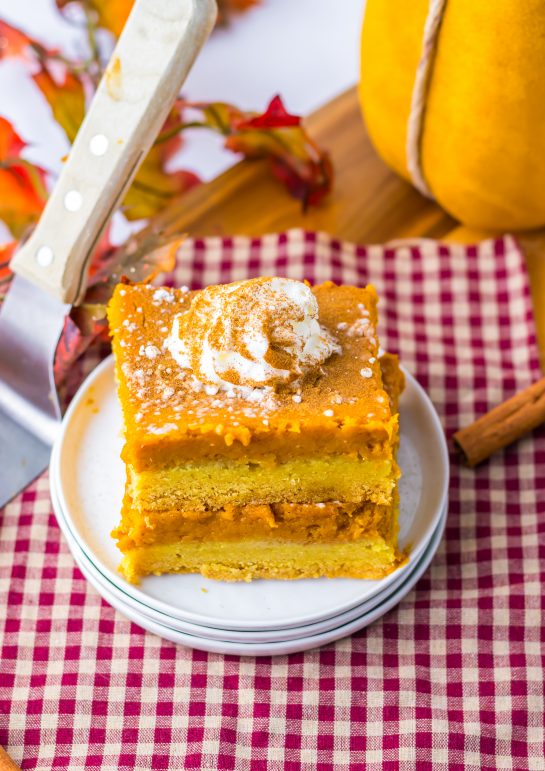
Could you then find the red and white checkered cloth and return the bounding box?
[1,230,544,769]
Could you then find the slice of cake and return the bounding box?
[107,277,404,582]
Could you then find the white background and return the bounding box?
[0,0,364,187]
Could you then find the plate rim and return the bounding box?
[67,500,447,656]
[51,354,449,631]
[51,479,446,643]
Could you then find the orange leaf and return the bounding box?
[122,102,201,220]
[0,22,84,144]
[0,117,24,157]
[33,67,86,144]
[54,226,182,386]
[0,117,47,237]
[216,0,261,25]
[0,20,32,60]
[185,96,333,209]
[0,20,60,63]
[123,168,200,221]
[56,0,134,37]
[0,241,16,300]
[56,0,259,36]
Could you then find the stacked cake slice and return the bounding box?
[107,277,404,582]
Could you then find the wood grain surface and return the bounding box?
[146,87,545,366]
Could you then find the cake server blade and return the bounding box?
[0,275,67,508]
[0,0,217,507]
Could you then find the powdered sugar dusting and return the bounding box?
[153,287,175,304]
[140,344,160,360]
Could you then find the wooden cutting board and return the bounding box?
[150,87,545,366]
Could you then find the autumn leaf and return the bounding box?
[0,118,24,157]
[83,223,179,300]
[53,225,181,386]
[216,0,261,26]
[122,102,200,220]
[184,96,333,209]
[0,20,86,144]
[53,314,98,389]
[56,0,259,37]
[0,19,61,63]
[123,167,200,221]
[33,66,86,144]
[56,0,133,37]
[234,94,300,129]
[0,241,16,300]
[0,20,32,60]
[0,117,47,237]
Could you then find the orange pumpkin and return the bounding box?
[359,0,545,231]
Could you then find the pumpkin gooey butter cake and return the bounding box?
[107,277,405,582]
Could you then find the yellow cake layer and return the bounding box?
[119,537,403,583]
[127,455,398,512]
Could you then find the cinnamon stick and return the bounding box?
[453,377,545,467]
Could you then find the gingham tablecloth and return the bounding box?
[1,230,544,770]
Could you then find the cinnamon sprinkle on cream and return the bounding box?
[164,277,341,397]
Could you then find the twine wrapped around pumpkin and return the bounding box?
[406,0,448,199]
[360,0,545,230]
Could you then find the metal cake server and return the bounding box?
[0,0,217,508]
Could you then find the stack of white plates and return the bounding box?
[50,357,449,656]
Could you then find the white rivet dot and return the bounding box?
[64,190,83,212]
[89,133,108,156]
[36,246,54,267]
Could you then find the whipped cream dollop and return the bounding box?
[164,277,340,392]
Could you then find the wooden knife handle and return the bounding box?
[10,0,216,305]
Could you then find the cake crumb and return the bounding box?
[141,344,160,359]
[153,288,175,303]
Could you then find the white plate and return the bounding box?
[51,480,446,643]
[51,355,449,631]
[66,503,447,656]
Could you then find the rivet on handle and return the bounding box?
[64,190,83,212]
[35,246,54,267]
[89,134,109,156]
